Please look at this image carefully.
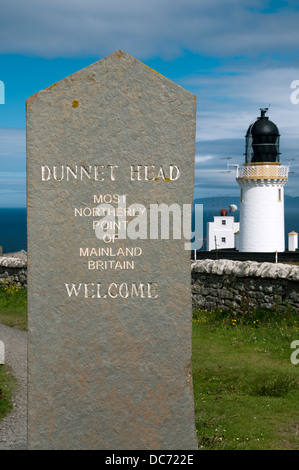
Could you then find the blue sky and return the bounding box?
[1,0,299,207]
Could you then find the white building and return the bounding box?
[288,231,298,252]
[236,108,289,252]
[206,210,239,251]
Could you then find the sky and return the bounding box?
[1,0,299,207]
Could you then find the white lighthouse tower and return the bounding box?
[237,108,289,252]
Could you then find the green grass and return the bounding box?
[0,281,27,330]
[0,364,16,421]
[0,282,27,421]
[192,307,299,450]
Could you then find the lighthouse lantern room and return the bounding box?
[237,108,289,252]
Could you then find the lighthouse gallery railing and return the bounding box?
[236,164,289,180]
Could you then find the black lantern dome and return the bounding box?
[245,108,280,163]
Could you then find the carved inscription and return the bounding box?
[40,165,181,300]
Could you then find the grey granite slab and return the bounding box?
[27,50,197,450]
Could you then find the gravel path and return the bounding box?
[0,324,27,450]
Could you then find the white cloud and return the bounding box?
[0,128,26,164]
[0,0,299,59]
[194,166,239,198]
[195,155,214,163]
[0,129,26,206]
[185,67,299,142]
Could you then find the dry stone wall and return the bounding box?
[192,259,299,313]
[0,252,27,287]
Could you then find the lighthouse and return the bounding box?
[236,108,289,252]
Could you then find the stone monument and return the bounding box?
[27,50,197,450]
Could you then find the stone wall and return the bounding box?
[192,259,299,313]
[0,252,27,288]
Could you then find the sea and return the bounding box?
[0,208,27,254]
[0,201,298,254]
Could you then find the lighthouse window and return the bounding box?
[240,189,244,202]
[222,220,226,225]
[221,237,226,243]
[278,188,282,202]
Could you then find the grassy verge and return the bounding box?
[192,307,299,450]
[0,282,24,421]
[0,282,27,330]
[0,364,16,421]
